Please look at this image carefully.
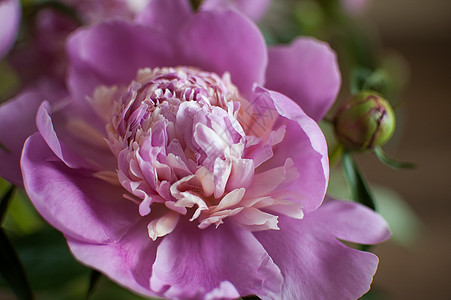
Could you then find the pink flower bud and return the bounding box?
[334,91,395,151]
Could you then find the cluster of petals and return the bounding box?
[0,0,389,299]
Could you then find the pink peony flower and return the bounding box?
[0,0,389,298]
[0,0,21,59]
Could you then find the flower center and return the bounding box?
[89,67,303,240]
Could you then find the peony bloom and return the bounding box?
[0,0,389,298]
[0,0,21,59]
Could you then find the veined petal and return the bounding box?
[178,10,267,97]
[21,133,140,243]
[254,199,390,299]
[67,20,175,101]
[150,222,283,299]
[67,219,160,298]
[253,87,329,212]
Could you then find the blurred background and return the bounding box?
[359,0,451,299]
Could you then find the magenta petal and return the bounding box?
[67,20,175,100]
[317,196,391,244]
[0,0,20,59]
[179,10,267,97]
[266,37,341,121]
[255,199,389,299]
[67,220,160,298]
[0,91,41,185]
[36,102,93,169]
[135,0,192,36]
[150,222,283,299]
[253,87,329,212]
[21,133,140,243]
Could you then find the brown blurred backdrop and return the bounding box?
[360,0,451,298]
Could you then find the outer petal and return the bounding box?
[178,10,267,97]
[67,219,160,298]
[150,221,283,299]
[247,87,329,212]
[266,37,341,121]
[254,199,390,299]
[21,133,140,243]
[0,0,20,59]
[135,0,192,35]
[0,81,65,185]
[36,102,93,169]
[0,91,41,185]
[201,0,271,21]
[318,196,391,244]
[35,101,117,171]
[67,20,175,101]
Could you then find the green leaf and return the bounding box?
[0,229,34,300]
[374,146,416,169]
[342,151,376,211]
[0,185,15,224]
[6,228,88,291]
[86,269,102,299]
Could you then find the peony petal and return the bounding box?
[0,80,67,185]
[67,20,175,101]
[0,91,41,185]
[36,102,94,169]
[254,199,390,299]
[21,133,140,243]
[0,0,20,59]
[178,10,267,97]
[252,87,329,212]
[266,37,341,121]
[135,0,192,36]
[232,207,279,231]
[150,221,283,299]
[147,211,180,241]
[315,196,391,244]
[67,219,160,298]
[204,281,240,300]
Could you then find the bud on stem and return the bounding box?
[334,91,395,151]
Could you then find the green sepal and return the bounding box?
[0,229,34,300]
[374,146,416,169]
[342,151,376,211]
